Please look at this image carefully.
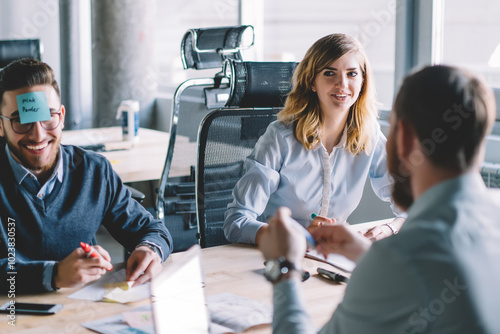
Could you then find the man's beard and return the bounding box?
[387,136,414,212]
[7,137,60,175]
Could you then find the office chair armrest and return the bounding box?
[125,184,146,203]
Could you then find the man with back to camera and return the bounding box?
[259,65,500,333]
[0,58,173,293]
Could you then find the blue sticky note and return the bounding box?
[16,91,51,124]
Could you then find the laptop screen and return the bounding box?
[151,245,210,333]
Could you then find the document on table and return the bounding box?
[207,293,272,333]
[305,249,356,273]
[82,305,154,334]
[68,268,150,303]
[82,293,272,334]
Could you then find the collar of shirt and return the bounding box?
[403,172,486,231]
[5,144,64,186]
[311,125,348,153]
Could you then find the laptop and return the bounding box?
[151,244,210,333]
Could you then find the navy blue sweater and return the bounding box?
[0,144,173,293]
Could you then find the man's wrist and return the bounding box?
[264,257,306,284]
[274,269,302,284]
[136,242,162,260]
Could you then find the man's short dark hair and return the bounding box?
[393,65,496,171]
[0,58,60,111]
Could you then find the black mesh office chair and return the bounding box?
[196,60,298,248]
[0,39,42,68]
[156,26,254,252]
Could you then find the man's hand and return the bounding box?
[55,245,113,289]
[306,215,336,234]
[312,225,371,262]
[258,207,306,268]
[255,224,269,245]
[126,245,162,287]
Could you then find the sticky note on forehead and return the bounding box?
[16,91,51,124]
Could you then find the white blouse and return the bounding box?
[224,120,404,244]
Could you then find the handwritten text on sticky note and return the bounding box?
[16,91,51,124]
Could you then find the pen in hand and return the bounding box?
[317,267,349,283]
[80,242,113,270]
[80,242,102,258]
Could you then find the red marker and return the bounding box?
[80,242,113,270]
[80,242,102,258]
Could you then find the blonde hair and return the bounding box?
[278,34,378,155]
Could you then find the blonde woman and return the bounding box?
[224,34,405,245]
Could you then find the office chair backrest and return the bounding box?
[0,39,42,68]
[181,26,254,70]
[196,109,279,248]
[196,61,297,248]
[224,60,298,108]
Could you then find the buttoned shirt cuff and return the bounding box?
[241,221,267,244]
[43,261,57,291]
[136,241,164,262]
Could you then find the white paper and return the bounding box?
[82,293,272,334]
[68,268,150,303]
[207,292,272,333]
[306,249,356,273]
[82,305,153,334]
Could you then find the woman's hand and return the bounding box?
[363,225,392,241]
[363,217,405,241]
[307,215,335,234]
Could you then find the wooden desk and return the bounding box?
[0,219,391,334]
[62,127,197,183]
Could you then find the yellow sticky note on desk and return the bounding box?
[104,281,134,291]
[102,281,135,303]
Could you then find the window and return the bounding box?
[442,0,500,131]
[442,0,500,89]
[441,0,500,135]
[261,0,397,111]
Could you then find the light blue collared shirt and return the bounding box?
[5,145,63,290]
[272,173,500,333]
[224,120,404,244]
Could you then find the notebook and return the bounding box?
[151,244,210,333]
